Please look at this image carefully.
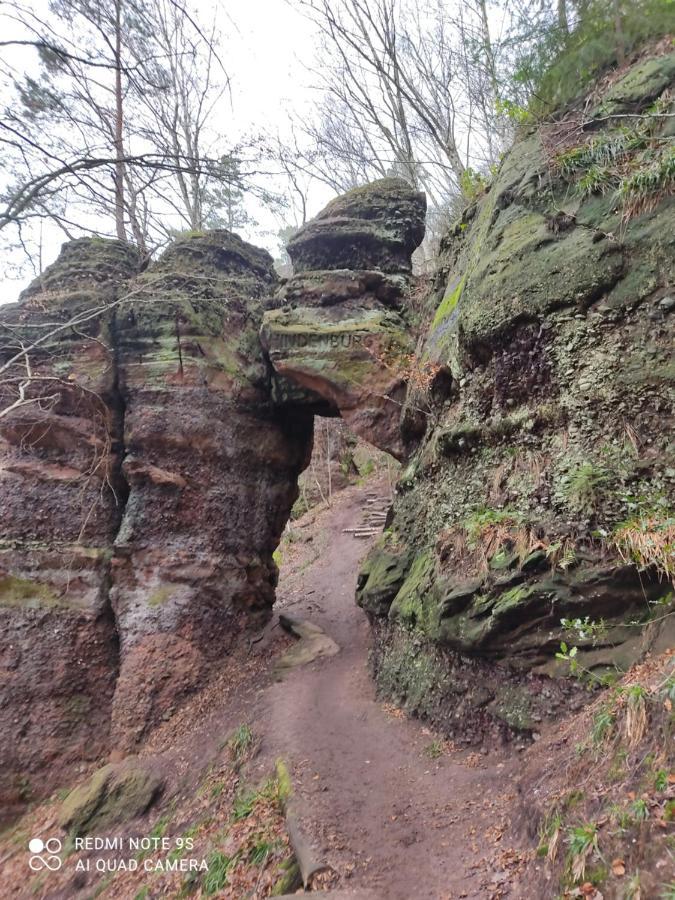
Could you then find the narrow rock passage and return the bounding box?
[253,481,523,899]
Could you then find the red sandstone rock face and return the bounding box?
[0,239,138,813]
[0,232,313,801]
[0,183,423,806]
[109,233,313,750]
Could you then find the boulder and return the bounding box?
[59,759,164,836]
[286,177,426,274]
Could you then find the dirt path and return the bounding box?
[0,479,526,900]
[249,481,524,900]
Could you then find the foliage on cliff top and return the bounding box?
[509,0,675,115]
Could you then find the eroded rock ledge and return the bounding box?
[357,49,675,744]
[261,178,426,459]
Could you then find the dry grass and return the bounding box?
[436,509,549,576]
[613,516,675,584]
[622,686,649,749]
[524,650,675,897]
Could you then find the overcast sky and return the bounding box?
[0,0,335,302]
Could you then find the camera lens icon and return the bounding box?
[29,837,62,871]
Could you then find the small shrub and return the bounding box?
[228,724,254,762]
[578,164,614,197]
[629,797,649,822]
[459,167,488,200]
[591,706,615,745]
[654,769,669,791]
[424,739,444,759]
[618,146,675,219]
[623,684,648,748]
[566,822,598,881]
[232,790,256,821]
[561,616,608,644]
[560,460,612,516]
[248,838,277,866]
[538,812,562,861]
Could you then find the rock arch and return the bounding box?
[0,178,426,808]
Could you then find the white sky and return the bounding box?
[225,0,335,238]
[1,0,510,301]
[0,0,334,301]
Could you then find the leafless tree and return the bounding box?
[288,0,511,196]
[272,0,512,269]
[0,0,261,266]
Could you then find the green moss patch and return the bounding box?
[0,575,61,609]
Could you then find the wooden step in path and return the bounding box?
[342,492,392,539]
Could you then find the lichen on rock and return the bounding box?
[58,759,165,836]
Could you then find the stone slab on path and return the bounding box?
[273,614,340,679]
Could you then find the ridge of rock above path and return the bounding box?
[262,179,427,459]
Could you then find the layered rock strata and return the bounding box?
[0,231,314,804]
[262,178,426,459]
[0,178,425,806]
[0,239,139,811]
[110,232,313,748]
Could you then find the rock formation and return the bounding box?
[358,49,675,742]
[262,178,426,459]
[0,179,426,808]
[0,232,313,805]
[3,51,671,810]
[0,239,138,814]
[110,231,314,749]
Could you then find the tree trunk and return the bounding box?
[613,0,625,65]
[478,0,499,96]
[557,0,569,35]
[114,0,127,242]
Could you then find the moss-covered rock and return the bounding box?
[264,179,425,458]
[287,177,426,274]
[359,47,675,740]
[20,237,141,307]
[356,538,413,617]
[0,575,61,608]
[597,50,675,114]
[261,304,411,457]
[59,760,165,836]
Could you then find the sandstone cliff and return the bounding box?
[1,45,673,809]
[0,231,315,806]
[357,47,675,742]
